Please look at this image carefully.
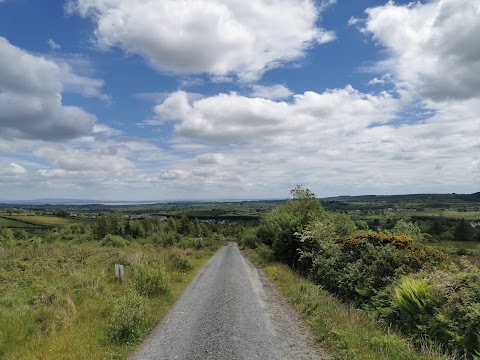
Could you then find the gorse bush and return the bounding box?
[132,263,170,296]
[107,290,147,344]
[301,230,447,306]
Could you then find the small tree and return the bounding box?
[454,218,474,241]
[258,186,325,267]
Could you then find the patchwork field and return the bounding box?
[0,217,43,229]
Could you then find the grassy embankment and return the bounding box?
[0,239,222,360]
[244,249,449,360]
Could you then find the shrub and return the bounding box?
[303,231,447,306]
[132,263,170,296]
[107,290,147,343]
[390,276,438,338]
[240,228,258,249]
[378,260,480,357]
[169,252,193,271]
[101,234,128,248]
[163,232,179,247]
[257,186,326,267]
[427,260,480,356]
[393,277,435,317]
[256,243,274,262]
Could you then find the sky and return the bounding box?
[0,0,479,201]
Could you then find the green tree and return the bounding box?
[178,214,193,235]
[454,218,474,241]
[166,217,177,232]
[429,219,443,237]
[93,214,111,239]
[390,219,423,242]
[258,186,325,267]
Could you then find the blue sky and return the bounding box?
[0,0,479,200]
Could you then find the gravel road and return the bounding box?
[130,242,329,360]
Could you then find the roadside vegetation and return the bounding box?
[0,213,229,360]
[244,186,480,359]
[1,193,479,359]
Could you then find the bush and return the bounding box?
[303,231,447,306]
[427,261,480,356]
[257,186,326,267]
[163,232,179,247]
[169,252,193,272]
[132,263,170,296]
[255,243,274,262]
[240,228,258,248]
[378,260,480,357]
[107,291,147,343]
[389,276,438,338]
[101,234,128,248]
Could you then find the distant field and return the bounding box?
[430,240,480,266]
[3,215,77,227]
[0,217,42,229]
[388,210,480,220]
[431,240,480,252]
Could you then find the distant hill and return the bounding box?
[0,198,167,206]
[321,193,479,202]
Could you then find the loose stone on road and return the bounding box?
[130,242,329,360]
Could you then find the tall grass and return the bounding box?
[0,239,221,359]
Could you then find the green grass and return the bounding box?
[244,249,450,360]
[430,240,480,265]
[0,239,222,359]
[0,217,43,229]
[3,215,78,227]
[432,241,480,251]
[397,211,480,220]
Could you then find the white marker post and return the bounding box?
[115,264,124,284]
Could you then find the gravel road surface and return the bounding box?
[130,242,329,360]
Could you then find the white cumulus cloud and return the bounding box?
[362,0,480,101]
[249,84,294,100]
[67,0,335,81]
[151,87,400,143]
[0,37,103,141]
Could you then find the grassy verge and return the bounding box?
[0,239,222,360]
[243,249,449,360]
